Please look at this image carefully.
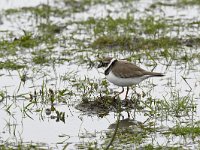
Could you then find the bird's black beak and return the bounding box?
[97,59,110,68]
[97,62,103,68]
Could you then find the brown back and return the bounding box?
[112,61,164,78]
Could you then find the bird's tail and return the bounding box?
[146,71,164,77]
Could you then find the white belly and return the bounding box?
[106,71,150,87]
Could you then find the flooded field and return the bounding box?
[0,0,200,149]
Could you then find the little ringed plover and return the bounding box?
[98,57,164,100]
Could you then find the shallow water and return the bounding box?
[0,0,200,149]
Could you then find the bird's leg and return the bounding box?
[126,110,130,118]
[113,87,124,101]
[133,98,137,119]
[124,86,129,100]
[124,86,131,118]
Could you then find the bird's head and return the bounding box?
[97,57,113,68]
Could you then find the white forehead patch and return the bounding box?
[105,58,117,70]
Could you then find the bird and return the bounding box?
[98,57,164,100]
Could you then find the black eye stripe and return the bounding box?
[104,59,117,75]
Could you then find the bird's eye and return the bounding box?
[103,62,108,67]
[97,62,104,68]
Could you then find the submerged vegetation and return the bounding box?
[0,0,200,149]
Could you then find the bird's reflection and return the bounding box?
[108,118,142,129]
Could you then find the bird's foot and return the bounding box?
[122,99,128,106]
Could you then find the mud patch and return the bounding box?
[75,95,140,117]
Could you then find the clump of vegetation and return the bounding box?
[32,55,50,65]
[0,60,26,70]
[140,16,169,36]
[170,125,200,137]
[142,144,181,150]
[0,90,5,102]
[77,15,136,35]
[14,32,41,48]
[37,23,64,34]
[0,142,50,150]
[5,4,66,18]
[75,95,115,117]
[0,28,60,58]
[91,35,134,50]
[31,48,54,65]
[91,35,181,51]
[0,32,41,57]
[143,92,196,119]
[59,0,113,13]
[177,0,200,5]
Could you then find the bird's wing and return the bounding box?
[112,61,146,78]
